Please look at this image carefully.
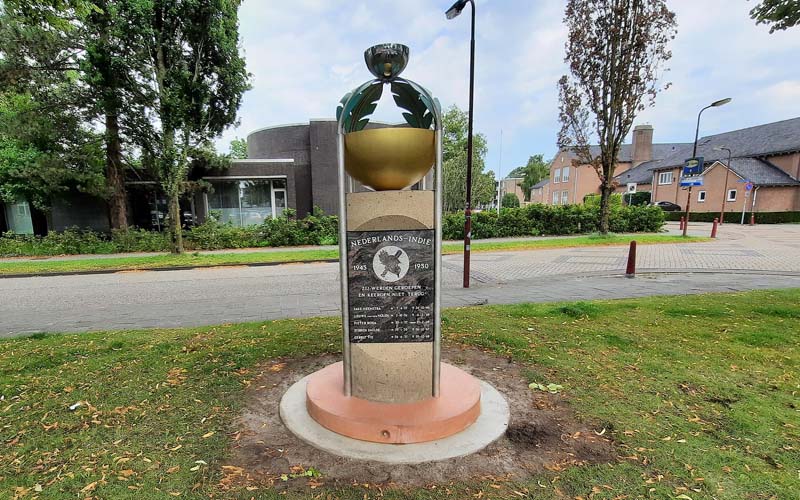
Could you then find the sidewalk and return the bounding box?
[0,227,701,264]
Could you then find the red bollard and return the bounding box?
[625,240,637,278]
[750,213,755,226]
[711,218,718,238]
[679,216,685,231]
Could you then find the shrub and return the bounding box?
[0,208,340,257]
[0,204,664,257]
[662,211,800,224]
[442,203,663,240]
[624,191,651,206]
[501,193,520,208]
[111,228,170,252]
[584,193,623,208]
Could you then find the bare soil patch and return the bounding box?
[223,346,615,492]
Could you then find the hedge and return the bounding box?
[663,211,800,224]
[0,208,338,257]
[1,204,666,257]
[442,203,665,240]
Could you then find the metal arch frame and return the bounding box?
[336,78,444,398]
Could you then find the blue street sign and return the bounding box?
[683,156,705,177]
[745,182,754,191]
[680,176,704,187]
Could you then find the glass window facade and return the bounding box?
[3,200,34,234]
[207,179,287,226]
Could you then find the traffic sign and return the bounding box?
[627,183,637,194]
[680,176,704,187]
[745,182,754,191]
[683,156,705,177]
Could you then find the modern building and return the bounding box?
[0,120,368,234]
[202,119,342,225]
[545,117,800,214]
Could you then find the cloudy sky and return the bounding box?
[219,0,800,178]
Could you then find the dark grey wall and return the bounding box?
[247,124,310,163]
[309,120,339,215]
[51,194,110,232]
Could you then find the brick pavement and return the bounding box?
[1,223,798,336]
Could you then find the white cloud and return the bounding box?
[217,0,800,175]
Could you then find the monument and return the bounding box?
[281,43,508,460]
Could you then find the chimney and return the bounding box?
[632,124,653,166]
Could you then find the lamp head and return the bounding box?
[711,97,732,107]
[446,0,469,19]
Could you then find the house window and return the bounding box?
[658,172,673,185]
[554,168,561,183]
[698,191,706,202]
[206,178,287,226]
[562,166,570,182]
[552,191,560,205]
[561,190,569,205]
[727,189,737,202]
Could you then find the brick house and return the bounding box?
[543,117,800,214]
[498,177,526,206]
[529,178,550,204]
[629,118,800,215]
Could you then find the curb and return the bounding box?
[0,258,340,279]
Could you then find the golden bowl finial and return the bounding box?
[344,128,434,191]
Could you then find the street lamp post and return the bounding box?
[714,146,732,224]
[683,97,731,237]
[446,0,475,288]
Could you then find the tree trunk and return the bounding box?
[599,183,612,235]
[105,113,128,230]
[168,191,183,253]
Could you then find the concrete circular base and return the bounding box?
[280,369,509,464]
[306,362,480,444]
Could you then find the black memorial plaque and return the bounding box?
[347,229,435,343]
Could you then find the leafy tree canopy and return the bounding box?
[557,0,676,233]
[441,105,495,212]
[0,91,104,210]
[517,154,551,201]
[229,137,248,159]
[750,0,799,33]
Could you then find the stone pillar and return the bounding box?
[346,190,434,403]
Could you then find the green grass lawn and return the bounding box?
[0,234,703,277]
[1,289,797,499]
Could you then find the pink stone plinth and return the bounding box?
[305,362,481,444]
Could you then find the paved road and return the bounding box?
[2,223,799,336]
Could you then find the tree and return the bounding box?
[501,193,520,208]
[518,154,550,201]
[0,91,105,210]
[750,0,799,33]
[557,0,676,234]
[229,137,248,159]
[441,105,495,212]
[131,0,250,253]
[0,0,139,229]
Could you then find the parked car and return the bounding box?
[652,201,682,212]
